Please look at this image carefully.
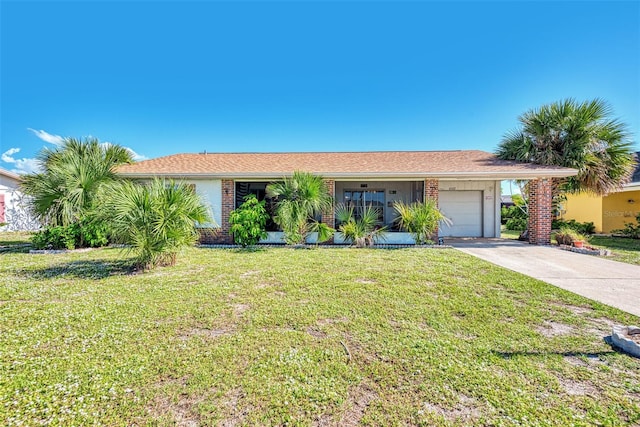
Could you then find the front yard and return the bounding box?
[1,234,639,425]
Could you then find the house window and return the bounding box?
[343,190,385,223]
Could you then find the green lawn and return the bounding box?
[500,227,522,240]
[1,234,639,426]
[589,236,640,266]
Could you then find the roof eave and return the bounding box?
[117,169,577,180]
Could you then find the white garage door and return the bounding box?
[438,191,483,237]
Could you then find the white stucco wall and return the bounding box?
[185,179,222,227]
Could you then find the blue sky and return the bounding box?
[1,0,639,176]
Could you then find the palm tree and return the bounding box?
[496,98,636,197]
[20,137,134,226]
[266,171,334,245]
[393,200,450,244]
[102,178,211,269]
[335,203,386,247]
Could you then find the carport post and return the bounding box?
[528,178,552,245]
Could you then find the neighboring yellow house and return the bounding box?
[562,160,640,233]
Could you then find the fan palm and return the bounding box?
[335,203,386,247]
[102,178,211,269]
[266,171,334,245]
[496,98,636,197]
[394,200,450,244]
[20,137,134,226]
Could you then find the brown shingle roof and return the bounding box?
[116,150,577,179]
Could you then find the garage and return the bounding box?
[438,190,483,237]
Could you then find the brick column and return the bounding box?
[424,178,439,204]
[321,179,335,244]
[321,179,335,228]
[424,178,440,238]
[219,179,235,244]
[528,178,552,245]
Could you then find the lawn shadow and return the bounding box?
[492,348,618,360]
[16,258,137,279]
[0,244,32,254]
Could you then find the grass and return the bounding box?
[589,236,640,266]
[500,227,522,240]
[1,233,639,426]
[0,231,33,253]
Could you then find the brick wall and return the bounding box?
[217,179,235,243]
[528,178,552,245]
[425,178,439,238]
[321,179,335,228]
[424,179,439,204]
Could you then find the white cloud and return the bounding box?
[1,148,40,174]
[126,148,147,161]
[27,128,65,145]
[1,148,20,163]
[6,129,147,175]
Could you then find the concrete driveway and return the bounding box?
[449,238,640,318]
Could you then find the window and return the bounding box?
[343,190,385,223]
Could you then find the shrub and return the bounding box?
[335,203,386,247]
[31,225,77,250]
[77,219,110,248]
[501,205,527,225]
[393,200,450,244]
[266,171,334,245]
[614,212,640,239]
[103,179,211,270]
[30,218,111,250]
[552,219,595,235]
[554,227,589,245]
[505,217,528,231]
[229,195,269,247]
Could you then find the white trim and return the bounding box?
[118,170,577,180]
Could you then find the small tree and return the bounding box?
[102,179,211,270]
[394,200,450,244]
[266,171,334,245]
[229,195,269,247]
[20,137,133,226]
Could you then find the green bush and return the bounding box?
[552,219,595,235]
[554,226,589,245]
[77,219,110,247]
[103,179,211,270]
[393,200,450,244]
[614,213,640,239]
[501,205,527,225]
[31,218,111,250]
[505,217,528,231]
[336,203,387,247]
[229,195,269,247]
[32,225,77,250]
